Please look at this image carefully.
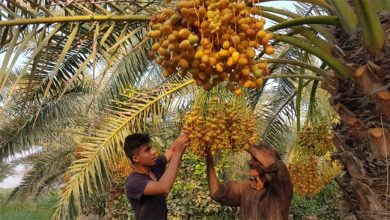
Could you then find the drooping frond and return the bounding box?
[0,1,166,147]
[306,81,337,126]
[0,0,162,102]
[0,91,90,161]
[53,78,194,220]
[255,78,297,154]
[257,5,351,78]
[97,38,156,106]
[0,161,13,182]
[0,0,174,162]
[8,146,74,200]
[252,43,321,153]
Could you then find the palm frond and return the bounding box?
[2,21,149,106]
[0,91,90,161]
[0,1,167,141]
[8,147,74,200]
[306,82,337,126]
[256,79,311,154]
[53,78,194,220]
[260,5,335,43]
[0,161,13,182]
[97,37,155,106]
[253,46,316,153]
[0,0,173,163]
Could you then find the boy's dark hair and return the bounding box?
[124,133,152,163]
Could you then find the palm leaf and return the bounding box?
[8,147,74,200]
[306,80,336,126]
[96,36,155,106]
[0,1,163,146]
[353,0,385,52]
[0,161,13,182]
[0,91,90,161]
[253,44,320,153]
[261,6,335,46]
[255,78,297,154]
[0,1,167,163]
[326,0,358,33]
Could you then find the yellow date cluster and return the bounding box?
[183,101,259,156]
[148,0,274,94]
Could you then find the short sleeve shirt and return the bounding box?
[125,155,168,220]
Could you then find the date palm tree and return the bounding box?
[1,0,389,219]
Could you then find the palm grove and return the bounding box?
[0,0,389,219]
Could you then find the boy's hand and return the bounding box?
[172,131,189,154]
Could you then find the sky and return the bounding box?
[0,150,37,188]
[0,165,25,188]
[262,1,296,10]
[0,1,297,188]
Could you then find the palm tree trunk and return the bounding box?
[321,12,390,218]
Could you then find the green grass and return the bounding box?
[0,188,57,220]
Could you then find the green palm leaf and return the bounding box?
[0,162,13,183]
[97,37,155,106]
[0,1,165,164]
[0,1,161,141]
[8,147,74,200]
[0,91,90,160]
[255,78,298,154]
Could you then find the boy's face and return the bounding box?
[132,143,157,166]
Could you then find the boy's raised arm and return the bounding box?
[144,132,188,195]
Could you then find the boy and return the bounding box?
[124,132,188,219]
